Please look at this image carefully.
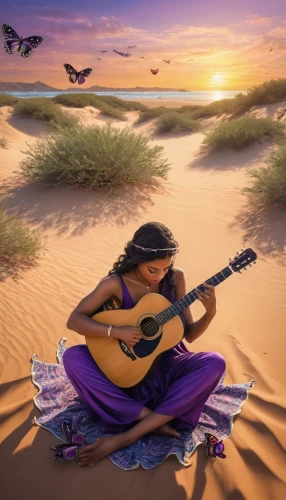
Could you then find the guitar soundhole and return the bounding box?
[140,317,160,338]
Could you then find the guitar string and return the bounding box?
[137,272,229,336]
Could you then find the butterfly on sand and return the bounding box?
[113,49,131,57]
[2,24,43,58]
[150,69,159,75]
[63,64,92,85]
[51,419,85,461]
[205,433,226,459]
[140,56,145,59]
[163,60,170,64]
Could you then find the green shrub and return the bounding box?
[20,124,170,187]
[202,117,286,152]
[242,142,286,205]
[53,93,147,113]
[192,79,286,119]
[0,136,9,149]
[99,104,127,121]
[14,97,79,130]
[136,107,173,124]
[0,94,18,107]
[0,202,42,261]
[156,111,201,134]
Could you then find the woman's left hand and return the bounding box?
[195,282,216,316]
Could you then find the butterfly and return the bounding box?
[140,56,145,59]
[268,48,273,52]
[113,49,131,57]
[99,50,108,53]
[128,45,137,48]
[51,418,85,461]
[163,60,170,64]
[97,58,101,61]
[150,69,159,75]
[205,433,226,459]
[63,64,92,85]
[2,24,43,58]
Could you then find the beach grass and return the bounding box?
[155,111,201,134]
[0,94,18,107]
[243,142,286,206]
[13,97,79,130]
[20,124,170,188]
[192,78,286,119]
[0,202,42,261]
[53,93,147,121]
[0,136,9,149]
[201,117,286,152]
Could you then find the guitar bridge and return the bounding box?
[119,340,136,361]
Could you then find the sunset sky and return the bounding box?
[0,0,285,90]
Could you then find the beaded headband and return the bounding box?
[132,243,179,253]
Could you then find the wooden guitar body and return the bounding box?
[86,293,184,388]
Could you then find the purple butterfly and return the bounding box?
[63,64,92,85]
[51,418,85,461]
[113,49,131,57]
[205,433,226,459]
[2,24,43,58]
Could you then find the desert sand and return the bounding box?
[0,99,286,500]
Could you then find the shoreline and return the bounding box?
[136,99,213,108]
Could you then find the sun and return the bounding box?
[211,74,224,84]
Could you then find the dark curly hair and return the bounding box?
[107,222,179,306]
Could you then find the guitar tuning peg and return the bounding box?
[238,270,242,274]
[253,261,256,264]
[244,267,247,271]
[249,263,252,267]
[241,248,244,252]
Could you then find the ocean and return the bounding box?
[4,90,246,101]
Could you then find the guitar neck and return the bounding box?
[155,265,233,325]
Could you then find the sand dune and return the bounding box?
[0,100,285,500]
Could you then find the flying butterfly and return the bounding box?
[163,60,170,64]
[97,58,101,61]
[2,24,43,58]
[63,63,92,85]
[205,433,226,459]
[51,418,85,461]
[113,49,131,57]
[99,50,108,53]
[128,45,137,48]
[150,69,159,75]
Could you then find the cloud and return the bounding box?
[167,25,235,39]
[242,15,272,26]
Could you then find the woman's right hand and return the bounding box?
[112,325,142,347]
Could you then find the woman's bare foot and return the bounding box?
[78,435,125,467]
[153,423,180,438]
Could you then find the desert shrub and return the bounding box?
[156,112,201,134]
[242,142,286,205]
[0,202,42,261]
[20,124,170,187]
[202,117,285,151]
[0,94,18,106]
[14,98,79,130]
[136,107,173,124]
[0,136,9,149]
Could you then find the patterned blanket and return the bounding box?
[31,338,254,470]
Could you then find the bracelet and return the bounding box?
[107,325,113,338]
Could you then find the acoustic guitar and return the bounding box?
[86,248,257,388]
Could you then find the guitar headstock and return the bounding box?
[229,248,257,273]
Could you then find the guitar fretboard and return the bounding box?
[155,265,233,325]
